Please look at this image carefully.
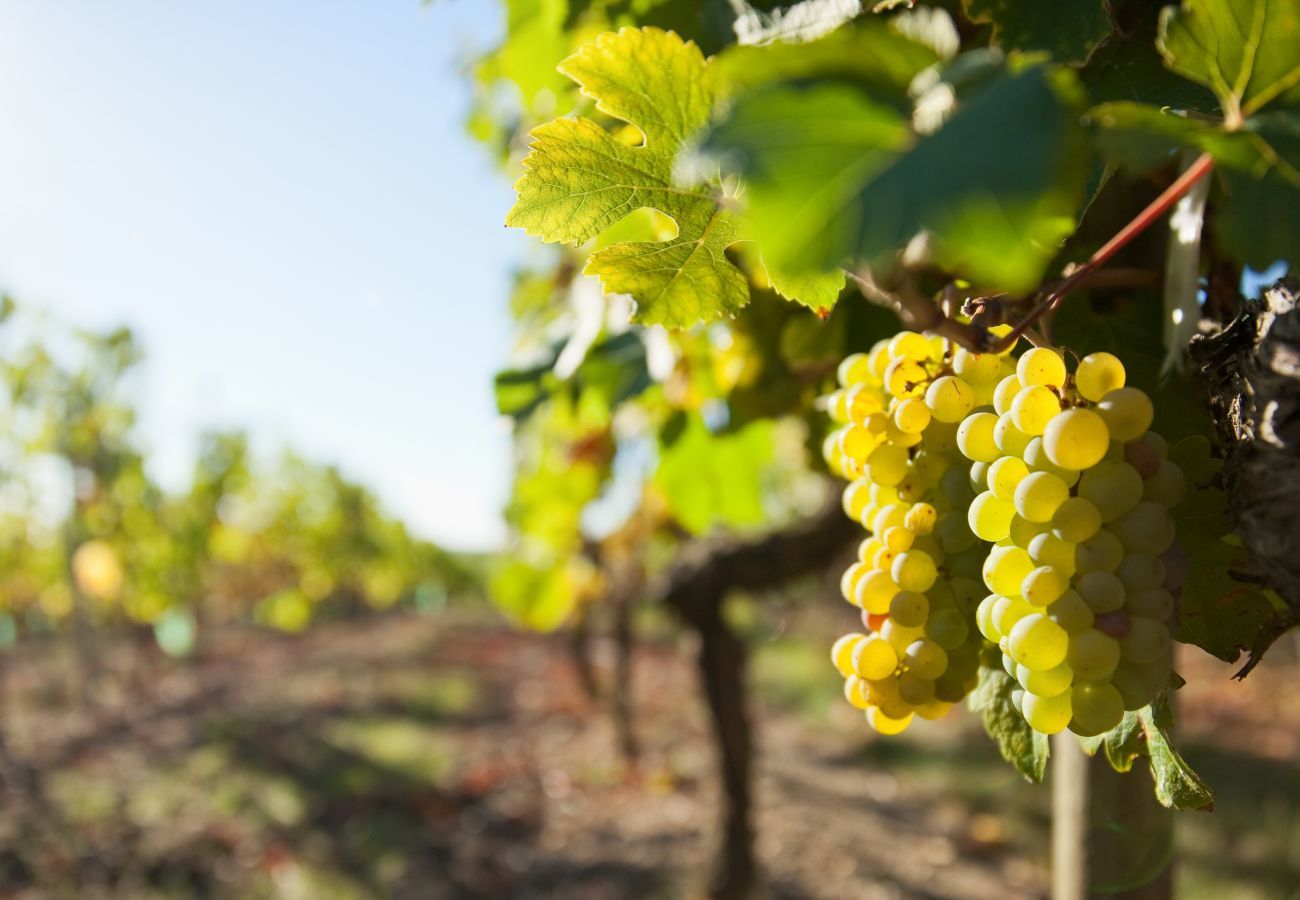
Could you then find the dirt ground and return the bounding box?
[0,609,1296,899]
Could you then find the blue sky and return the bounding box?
[0,1,528,551]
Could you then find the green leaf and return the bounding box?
[1159,0,1300,121]
[968,666,1050,782]
[508,28,752,327]
[1139,700,1215,811]
[1214,108,1300,268]
[701,64,1089,292]
[1168,436,1278,662]
[764,259,846,312]
[1103,710,1147,773]
[1080,9,1220,112]
[655,417,776,534]
[964,0,1114,66]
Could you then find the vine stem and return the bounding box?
[991,152,1217,352]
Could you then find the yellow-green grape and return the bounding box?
[1116,555,1166,592]
[969,491,1015,541]
[982,545,1034,596]
[1017,347,1067,388]
[925,608,970,649]
[1097,387,1154,441]
[954,347,1003,383]
[992,594,1035,636]
[889,397,930,436]
[1014,471,1070,523]
[976,595,1001,641]
[1023,436,1080,486]
[864,411,890,436]
[905,639,948,678]
[925,375,976,423]
[867,340,892,378]
[1010,385,1061,436]
[1043,408,1110,470]
[936,514,978,554]
[885,418,924,449]
[828,390,851,423]
[1110,502,1176,555]
[881,619,925,653]
[1009,514,1049,549]
[993,374,1023,415]
[969,461,991,492]
[1143,459,1186,507]
[1077,570,1126,613]
[1047,590,1095,634]
[1075,352,1126,402]
[867,675,914,719]
[873,545,898,571]
[839,424,877,462]
[882,525,915,553]
[1077,460,1144,521]
[852,635,899,680]
[915,698,955,721]
[892,550,938,592]
[844,675,872,709]
[871,503,910,536]
[858,537,884,565]
[1023,689,1073,734]
[924,419,960,454]
[1017,660,1073,698]
[1022,565,1069,607]
[898,671,936,705]
[866,706,913,735]
[842,479,872,521]
[889,591,930,628]
[822,430,846,474]
[1126,588,1174,620]
[870,482,900,506]
[845,383,884,423]
[832,632,867,676]
[885,357,928,398]
[866,444,909,487]
[904,502,938,535]
[889,331,934,362]
[838,352,873,387]
[1069,682,1124,736]
[1051,497,1102,543]
[1076,529,1125,574]
[858,503,881,531]
[841,563,869,603]
[1028,532,1078,575]
[993,414,1033,457]
[987,456,1029,502]
[1008,613,1069,671]
[957,412,1000,462]
[855,569,901,614]
[1120,618,1172,663]
[910,451,948,485]
[1068,629,1121,681]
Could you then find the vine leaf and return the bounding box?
[700,64,1088,293]
[507,28,751,328]
[1169,436,1277,663]
[655,417,775,534]
[969,666,1050,782]
[963,0,1114,66]
[1158,0,1300,123]
[1103,709,1147,773]
[1140,696,1215,811]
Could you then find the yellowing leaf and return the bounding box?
[507,28,751,327]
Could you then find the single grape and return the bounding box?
[1043,408,1110,470]
[838,353,874,387]
[1126,588,1174,621]
[892,550,939,592]
[1009,613,1069,671]
[844,675,871,709]
[1143,459,1186,508]
[1024,689,1074,734]
[957,412,1000,462]
[1017,660,1073,698]
[993,414,1033,457]
[1014,470,1070,523]
[1120,617,1172,664]
[969,491,1015,542]
[988,456,1029,502]
[1117,555,1166,592]
[925,608,970,649]
[893,397,932,434]
[1017,347,1067,388]
[1077,570,1126,613]
[1094,609,1131,638]
[866,706,913,735]
[841,479,872,522]
[969,461,991,492]
[855,569,900,614]
[1047,590,1095,634]
[992,594,1036,638]
[898,671,936,705]
[1067,629,1121,681]
[954,347,1003,384]
[1070,682,1124,736]
[841,563,869,604]
[889,331,933,362]
[905,639,949,679]
[872,503,910,536]
[1051,497,1102,543]
[889,591,930,628]
[914,698,955,721]
[885,357,927,398]
[1098,387,1154,442]
[1075,352,1126,402]
[1009,514,1049,549]
[926,375,976,423]
[1075,530,1125,574]
[1011,385,1061,436]
[866,444,910,487]
[983,545,1035,596]
[1022,565,1069,607]
[1024,436,1081,485]
[1111,502,1176,555]
[832,633,867,676]
[882,525,915,553]
[905,502,938,535]
[845,384,883,423]
[1028,532,1078,575]
[935,513,979,553]
[1077,460,1144,521]
[1123,438,1161,478]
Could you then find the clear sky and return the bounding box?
[0,1,528,551]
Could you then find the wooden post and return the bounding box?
[1051,733,1175,899]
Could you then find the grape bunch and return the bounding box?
[823,332,1001,733]
[963,348,1184,736]
[823,332,1185,740]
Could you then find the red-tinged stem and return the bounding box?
[991,151,1217,352]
